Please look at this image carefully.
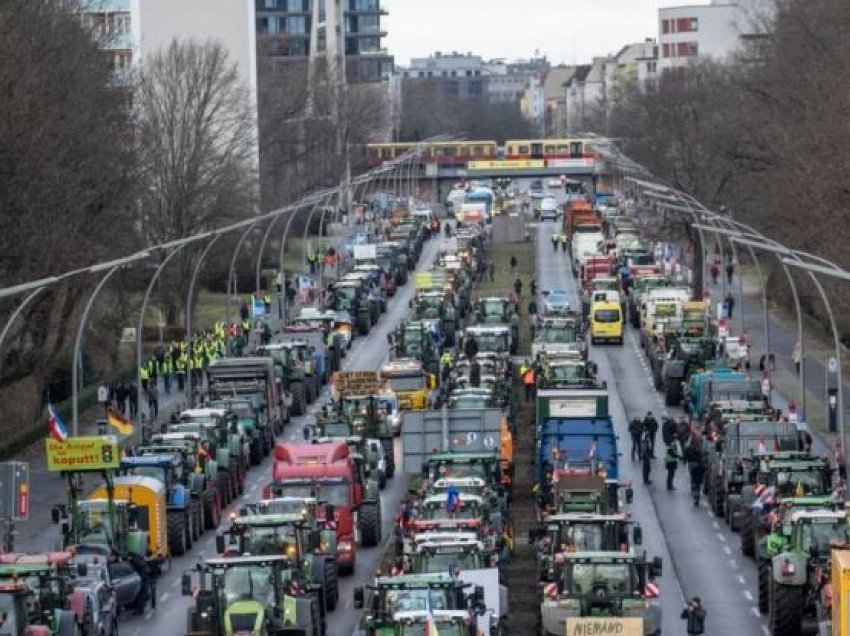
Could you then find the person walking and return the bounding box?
[522,364,536,404]
[128,383,138,420]
[681,597,706,634]
[488,261,495,282]
[147,385,159,421]
[724,293,735,319]
[683,434,705,506]
[725,261,735,284]
[709,263,719,285]
[513,278,523,298]
[643,411,659,458]
[530,278,537,297]
[662,416,677,447]
[664,442,681,490]
[640,432,653,486]
[629,416,643,461]
[792,340,802,375]
[509,254,517,274]
[463,333,479,360]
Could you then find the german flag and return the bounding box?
[106,407,134,436]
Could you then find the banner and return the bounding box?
[565,617,643,636]
[467,159,545,170]
[46,436,120,472]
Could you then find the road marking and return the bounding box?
[171,577,180,588]
[144,611,153,621]
[723,545,732,555]
[744,590,753,602]
[751,607,760,618]
[159,593,170,603]
[738,574,746,585]
[712,520,720,529]
[761,627,769,636]
[716,533,725,542]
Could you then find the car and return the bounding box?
[367,438,388,489]
[548,178,563,188]
[539,197,560,221]
[542,290,571,315]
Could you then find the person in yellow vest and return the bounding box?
[175,356,186,392]
[263,292,271,314]
[523,364,536,403]
[139,365,150,391]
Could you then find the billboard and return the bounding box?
[467,160,545,170]
[45,436,120,472]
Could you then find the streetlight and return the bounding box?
[72,251,151,435]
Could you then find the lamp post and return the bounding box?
[0,287,49,380]
[72,252,150,435]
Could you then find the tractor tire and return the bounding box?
[249,440,262,466]
[217,472,231,507]
[357,313,369,335]
[758,559,770,614]
[712,487,724,517]
[740,515,755,557]
[370,304,380,326]
[167,511,188,556]
[769,582,803,636]
[664,377,682,406]
[359,502,381,547]
[652,369,662,390]
[192,500,202,541]
[324,559,339,611]
[381,439,395,478]
[291,382,306,416]
[204,494,220,530]
[82,598,95,636]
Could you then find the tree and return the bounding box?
[134,39,257,322]
[0,0,136,432]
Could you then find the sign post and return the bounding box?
[0,461,30,552]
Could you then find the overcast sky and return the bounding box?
[383,0,710,66]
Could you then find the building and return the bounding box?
[658,0,772,71]
[520,74,546,136]
[400,52,488,99]
[603,39,658,104]
[80,0,133,83]
[255,0,393,82]
[564,57,607,135]
[543,65,578,137]
[486,56,550,103]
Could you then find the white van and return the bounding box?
[539,197,560,221]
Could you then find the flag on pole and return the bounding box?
[47,403,68,442]
[106,406,134,436]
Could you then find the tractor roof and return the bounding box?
[232,513,306,527]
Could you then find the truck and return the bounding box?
[379,360,434,411]
[540,551,663,636]
[206,356,283,441]
[181,555,324,636]
[258,340,324,415]
[265,442,381,574]
[564,200,601,239]
[684,368,764,419]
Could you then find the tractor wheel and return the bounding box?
[740,515,755,557]
[758,559,770,614]
[357,313,369,335]
[204,493,220,530]
[167,511,188,556]
[359,502,381,547]
[290,382,305,416]
[217,472,231,507]
[769,582,803,636]
[664,377,682,406]
[192,500,202,540]
[324,559,339,611]
[231,462,243,496]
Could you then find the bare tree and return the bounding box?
[0,0,136,433]
[135,39,257,322]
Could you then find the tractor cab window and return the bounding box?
[569,563,632,596]
[0,592,20,635]
[417,549,482,573]
[222,566,275,608]
[553,524,605,552]
[383,588,448,614]
[802,521,847,552]
[772,470,825,496]
[385,375,425,392]
[244,527,298,556]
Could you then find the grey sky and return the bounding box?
[383,0,709,66]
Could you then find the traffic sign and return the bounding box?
[45,436,120,472]
[829,357,838,373]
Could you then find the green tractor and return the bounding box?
[412,291,458,347]
[761,507,846,635]
[658,333,717,406]
[182,555,324,636]
[217,509,340,611]
[332,279,372,336]
[473,296,519,352]
[0,556,83,636]
[738,453,833,557]
[315,397,395,479]
[206,397,272,465]
[388,321,440,375]
[258,341,320,416]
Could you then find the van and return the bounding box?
[590,301,624,345]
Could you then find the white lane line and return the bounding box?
[144,611,153,621]
[159,593,170,603]
[171,577,180,588]
[738,575,746,585]
[751,607,760,618]
[744,590,753,602]
[716,533,725,542]
[762,627,770,636]
[723,545,732,555]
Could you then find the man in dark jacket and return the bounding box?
[629,416,643,461]
[464,333,479,360]
[643,412,659,458]
[683,436,706,506]
[681,597,706,634]
[661,417,677,447]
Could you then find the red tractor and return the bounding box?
[263,441,381,574]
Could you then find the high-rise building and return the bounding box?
[255,0,393,82]
[80,0,133,84]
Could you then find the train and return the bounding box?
[366,138,601,165]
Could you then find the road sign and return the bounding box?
[45,436,120,472]
[0,462,30,521]
[829,357,838,373]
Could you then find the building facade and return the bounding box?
[80,0,133,82]
[255,0,393,82]
[658,0,770,71]
[400,52,488,100]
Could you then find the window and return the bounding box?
[287,0,305,10]
[647,61,657,74]
[662,43,670,58]
[676,17,698,32]
[677,41,698,57]
[661,19,670,34]
[287,15,306,33]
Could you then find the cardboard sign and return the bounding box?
[564,617,643,636]
[46,436,120,472]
